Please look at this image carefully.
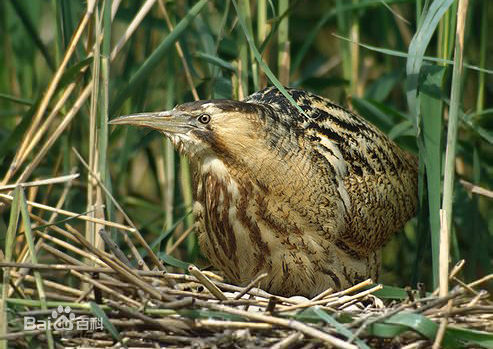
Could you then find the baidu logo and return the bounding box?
[24,305,103,332]
[51,305,76,331]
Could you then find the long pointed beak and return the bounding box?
[109,110,192,134]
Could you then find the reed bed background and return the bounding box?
[0,0,492,347]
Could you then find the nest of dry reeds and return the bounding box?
[1,184,492,349]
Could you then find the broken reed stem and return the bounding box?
[166,226,194,255]
[439,209,449,297]
[3,253,492,346]
[460,179,493,199]
[70,270,142,307]
[0,174,79,192]
[0,188,20,349]
[0,262,166,277]
[35,230,104,266]
[10,271,83,297]
[98,229,132,267]
[432,299,453,349]
[311,287,334,301]
[39,244,129,291]
[18,188,55,348]
[449,259,465,279]
[110,0,157,61]
[279,284,382,313]
[271,332,303,349]
[467,274,493,288]
[330,278,374,297]
[87,2,103,252]
[188,265,227,301]
[279,278,374,312]
[440,0,469,297]
[0,192,134,232]
[72,148,152,271]
[106,300,181,333]
[194,299,358,349]
[9,210,86,297]
[194,319,272,330]
[64,224,171,301]
[234,273,268,300]
[2,187,491,348]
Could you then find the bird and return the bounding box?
[110,87,418,297]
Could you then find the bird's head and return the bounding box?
[110,100,266,160]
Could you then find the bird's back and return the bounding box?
[245,87,418,256]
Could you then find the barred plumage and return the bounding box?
[111,87,418,297]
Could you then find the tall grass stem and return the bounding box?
[440,0,469,297]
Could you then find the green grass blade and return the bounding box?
[179,309,244,321]
[0,93,33,106]
[0,106,36,166]
[163,53,176,234]
[387,120,415,140]
[351,97,407,131]
[291,0,410,73]
[8,0,55,71]
[239,0,258,91]
[195,52,236,72]
[476,1,488,112]
[461,112,493,144]
[277,0,289,85]
[420,65,445,289]
[100,0,114,235]
[369,312,493,349]
[371,284,410,300]
[110,0,208,115]
[406,0,454,288]
[0,187,21,349]
[332,34,493,75]
[158,252,190,270]
[147,214,189,254]
[313,307,370,349]
[18,188,55,348]
[440,0,469,295]
[6,299,110,310]
[232,0,307,117]
[406,0,453,125]
[89,302,122,342]
[57,57,93,91]
[444,326,493,349]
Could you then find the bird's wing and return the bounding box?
[246,87,418,255]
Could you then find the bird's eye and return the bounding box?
[198,114,211,124]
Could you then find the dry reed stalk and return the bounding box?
[0,174,79,192]
[0,192,134,232]
[70,270,142,307]
[188,265,228,301]
[65,224,171,301]
[1,1,97,185]
[166,226,194,255]
[194,299,358,349]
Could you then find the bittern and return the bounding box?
[111,87,418,297]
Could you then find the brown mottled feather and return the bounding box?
[114,86,418,297]
[193,87,417,296]
[244,87,418,256]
